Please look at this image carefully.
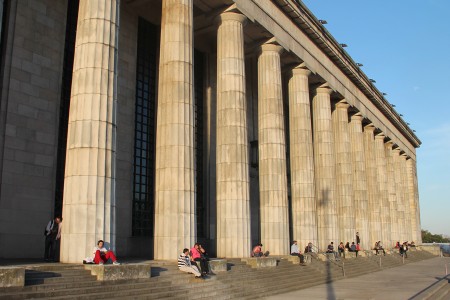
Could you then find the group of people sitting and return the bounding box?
[178,243,212,279]
[337,241,360,258]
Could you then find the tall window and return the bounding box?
[194,50,206,238]
[54,0,79,217]
[132,18,158,237]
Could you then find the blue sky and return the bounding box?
[301,0,450,236]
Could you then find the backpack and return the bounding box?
[44,220,53,236]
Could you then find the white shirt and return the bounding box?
[291,243,300,254]
[93,246,108,255]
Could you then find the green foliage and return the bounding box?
[421,230,450,243]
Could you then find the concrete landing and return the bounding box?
[266,257,450,300]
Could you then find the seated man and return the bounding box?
[190,243,210,275]
[290,240,305,265]
[326,242,339,260]
[178,248,202,278]
[93,240,120,265]
[252,243,269,257]
[349,242,358,257]
[304,242,313,253]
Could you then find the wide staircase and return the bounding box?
[0,249,440,299]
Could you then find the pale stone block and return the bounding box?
[208,259,227,273]
[85,264,151,281]
[242,257,277,268]
[0,267,25,287]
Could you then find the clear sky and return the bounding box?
[301,0,450,236]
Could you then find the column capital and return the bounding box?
[350,112,363,122]
[385,140,394,149]
[216,12,247,26]
[292,64,311,76]
[260,40,284,54]
[392,147,401,154]
[335,100,350,110]
[375,133,385,140]
[316,84,333,95]
[363,124,376,133]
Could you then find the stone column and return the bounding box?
[400,153,412,241]
[61,0,119,263]
[363,125,381,246]
[406,158,418,243]
[385,141,399,246]
[215,12,251,258]
[374,134,391,246]
[154,0,196,260]
[407,158,422,243]
[349,113,370,250]
[287,65,317,248]
[312,85,338,250]
[332,101,355,244]
[392,147,406,242]
[257,42,289,255]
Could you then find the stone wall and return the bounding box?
[0,0,67,258]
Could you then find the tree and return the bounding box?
[421,230,450,243]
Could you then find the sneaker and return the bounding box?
[99,262,104,265]
[113,261,121,265]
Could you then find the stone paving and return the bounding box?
[266,257,450,300]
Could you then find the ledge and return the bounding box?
[0,267,25,287]
[84,264,151,281]
[208,259,227,273]
[241,257,277,268]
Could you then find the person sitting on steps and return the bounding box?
[190,243,210,276]
[338,242,345,258]
[290,240,306,265]
[93,240,120,265]
[349,242,358,257]
[251,243,269,257]
[326,242,339,261]
[178,248,202,278]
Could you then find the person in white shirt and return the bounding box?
[93,240,120,265]
[290,240,305,265]
[178,248,202,278]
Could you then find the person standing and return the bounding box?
[356,232,360,245]
[44,216,62,262]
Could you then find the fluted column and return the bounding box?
[392,147,406,242]
[407,158,421,243]
[61,0,119,263]
[154,0,195,260]
[312,85,338,250]
[215,12,251,258]
[385,141,399,246]
[374,134,391,246]
[406,158,418,243]
[257,42,289,255]
[349,113,370,250]
[400,153,412,241]
[364,125,381,246]
[332,101,355,244]
[288,66,317,247]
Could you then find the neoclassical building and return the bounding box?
[0,0,421,262]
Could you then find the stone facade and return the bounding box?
[0,0,422,261]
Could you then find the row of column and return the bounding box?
[61,1,421,262]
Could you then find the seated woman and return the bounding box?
[338,242,345,258]
[93,240,120,265]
